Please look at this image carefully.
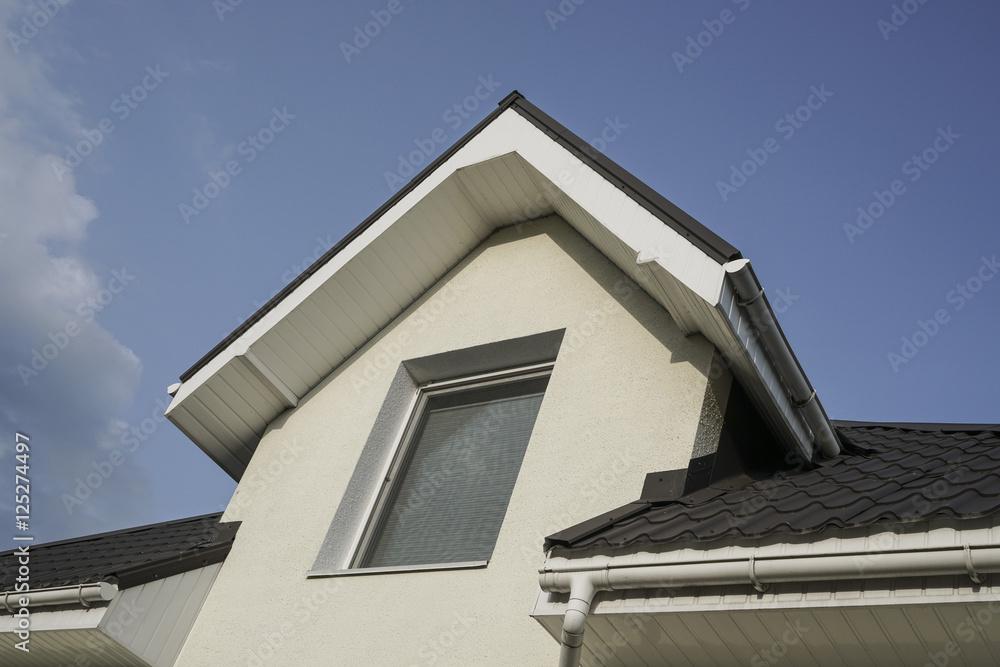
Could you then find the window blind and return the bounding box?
[363,388,545,568]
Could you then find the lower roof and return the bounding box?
[546,422,1000,551]
[0,512,237,592]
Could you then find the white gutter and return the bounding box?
[724,259,840,458]
[540,545,1000,667]
[1,582,118,612]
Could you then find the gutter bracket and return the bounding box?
[748,555,769,593]
[965,544,986,584]
[792,390,817,409]
[737,287,765,308]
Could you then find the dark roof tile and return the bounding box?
[546,423,1000,551]
[0,512,238,592]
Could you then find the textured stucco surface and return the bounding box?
[176,217,715,666]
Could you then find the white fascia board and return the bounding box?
[0,605,108,633]
[500,116,726,304]
[168,111,529,416]
[171,108,833,476]
[169,109,727,416]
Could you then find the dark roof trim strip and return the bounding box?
[544,501,652,551]
[507,95,740,264]
[180,91,741,382]
[832,420,1000,432]
[115,528,238,589]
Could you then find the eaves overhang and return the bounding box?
[166,92,837,480]
[533,515,1000,666]
[178,92,740,385]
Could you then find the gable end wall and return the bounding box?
[176,216,716,666]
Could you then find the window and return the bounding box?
[351,364,550,570]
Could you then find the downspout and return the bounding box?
[1,582,117,612]
[541,545,1000,666]
[723,259,840,458]
[557,574,600,667]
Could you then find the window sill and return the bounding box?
[306,560,489,578]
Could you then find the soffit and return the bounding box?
[533,596,1000,667]
[166,109,751,480]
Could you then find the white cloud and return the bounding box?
[0,0,151,543]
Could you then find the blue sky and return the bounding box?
[1,0,997,548]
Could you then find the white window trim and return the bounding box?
[308,330,564,578]
[348,362,552,574]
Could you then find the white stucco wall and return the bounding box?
[176,217,716,667]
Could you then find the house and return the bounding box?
[0,513,237,665]
[3,92,999,666]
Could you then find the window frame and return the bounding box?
[346,361,553,573]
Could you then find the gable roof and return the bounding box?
[179,93,739,385]
[545,422,1000,551]
[165,91,839,480]
[0,513,237,592]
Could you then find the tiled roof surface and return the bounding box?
[0,512,235,591]
[547,423,1000,551]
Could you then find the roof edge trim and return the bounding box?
[179,91,741,382]
[506,96,741,264]
[833,420,1000,433]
